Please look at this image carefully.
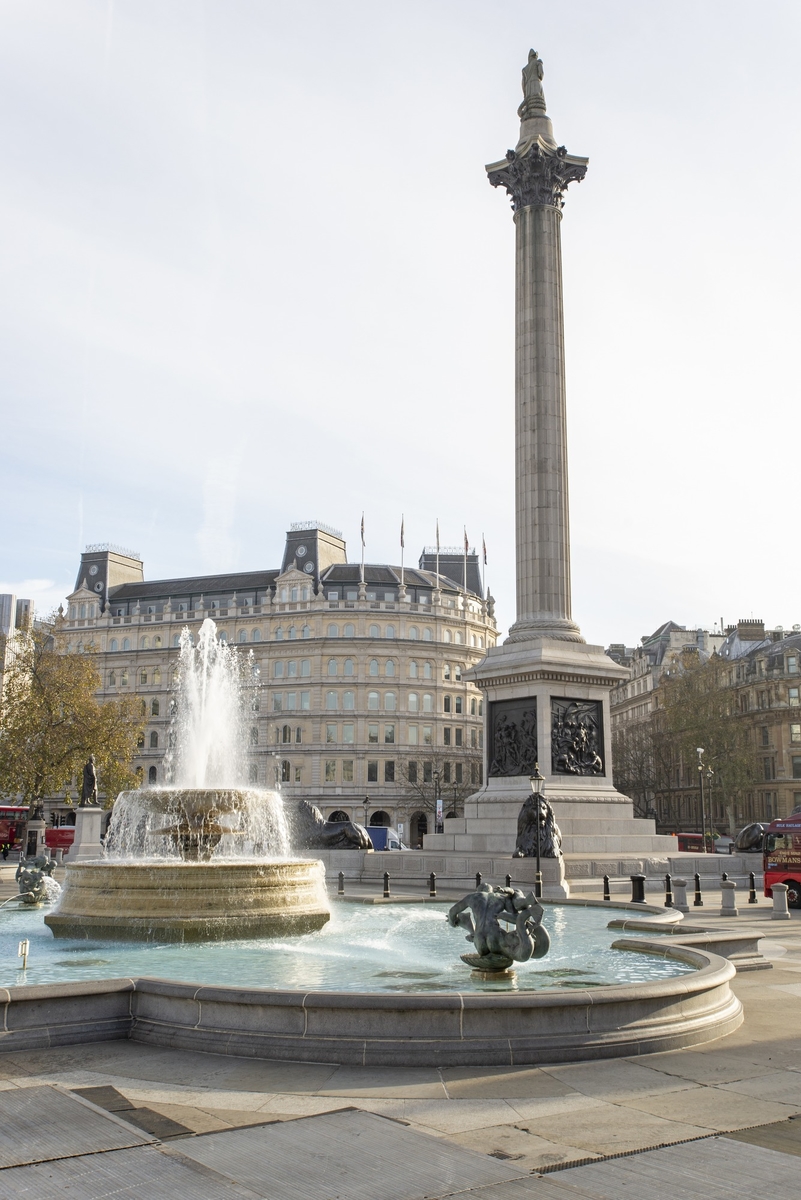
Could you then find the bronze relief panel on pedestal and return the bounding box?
[488,699,538,777]
[551,698,604,776]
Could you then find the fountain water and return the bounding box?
[45,619,330,941]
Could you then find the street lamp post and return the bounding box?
[363,796,370,830]
[529,763,545,898]
[697,748,708,852]
[433,771,443,835]
[705,765,715,847]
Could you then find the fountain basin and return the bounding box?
[44,859,330,942]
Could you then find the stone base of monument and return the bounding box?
[69,806,105,862]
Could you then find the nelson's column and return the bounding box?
[427,52,674,884]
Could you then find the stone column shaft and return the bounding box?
[513,203,575,639]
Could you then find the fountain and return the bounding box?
[45,620,330,941]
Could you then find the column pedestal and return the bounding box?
[70,807,105,862]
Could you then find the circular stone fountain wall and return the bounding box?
[45,858,328,942]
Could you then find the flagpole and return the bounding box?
[400,514,405,588]
[463,528,469,596]
[481,533,486,599]
[435,519,440,589]
[360,512,365,585]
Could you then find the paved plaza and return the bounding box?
[1,893,800,1197]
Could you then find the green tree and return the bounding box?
[657,650,758,835]
[0,622,145,807]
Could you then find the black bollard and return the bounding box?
[665,873,673,908]
[535,871,543,900]
[337,871,344,896]
[749,872,758,904]
[693,872,703,907]
[475,872,482,888]
[429,872,437,898]
[383,871,390,898]
[505,874,512,889]
[630,873,646,904]
[603,874,611,902]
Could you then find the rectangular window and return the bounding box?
[327,591,338,601]
[761,726,770,747]
[368,723,379,744]
[455,762,463,784]
[295,727,303,743]
[286,692,296,710]
[789,656,799,674]
[326,724,337,744]
[791,688,800,708]
[294,766,302,782]
[793,756,801,780]
[384,760,395,782]
[384,724,395,744]
[423,725,433,746]
[300,691,310,710]
[764,758,775,781]
[273,695,283,712]
[343,723,354,744]
[470,728,477,748]
[408,724,418,745]
[408,761,418,783]
[443,762,451,783]
[443,727,451,746]
[325,760,337,782]
[455,728,463,747]
[287,661,297,677]
[367,760,378,783]
[455,696,463,714]
[423,761,433,783]
[274,661,284,678]
[343,691,355,710]
[342,759,354,782]
[791,723,801,744]
[301,659,310,676]
[345,590,358,601]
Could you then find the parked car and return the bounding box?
[714,835,735,854]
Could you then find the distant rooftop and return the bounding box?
[84,543,141,561]
[289,520,343,539]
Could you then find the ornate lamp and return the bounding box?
[529,764,545,897]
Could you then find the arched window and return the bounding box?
[252,629,262,642]
[151,699,159,716]
[219,630,228,643]
[455,696,463,714]
[80,603,86,619]
[385,625,395,638]
[250,726,259,746]
[238,630,247,643]
[326,691,338,710]
[250,764,259,784]
[295,726,303,743]
[369,658,379,676]
[110,638,118,652]
[455,630,463,644]
[367,691,380,711]
[409,626,419,640]
[137,732,145,748]
[470,698,477,716]
[154,635,162,649]
[384,692,397,711]
[408,692,419,712]
[140,670,148,685]
[281,724,292,744]
[328,659,338,676]
[120,670,128,686]
[290,586,298,602]
[422,693,434,712]
[122,638,130,651]
[385,660,395,676]
[343,690,355,709]
[281,760,291,782]
[409,661,418,678]
[288,626,296,640]
[108,670,116,686]
[454,665,462,681]
[140,699,147,717]
[478,636,484,648]
[423,661,433,680]
[443,664,451,681]
[423,627,432,641]
[153,667,161,685]
[328,624,339,637]
[148,766,157,785]
[444,695,452,713]
[444,629,452,643]
[329,809,349,822]
[149,731,158,749]
[344,658,354,676]
[140,636,149,649]
[344,623,355,637]
[302,624,311,639]
[369,624,380,638]
[275,627,284,641]
[370,810,391,827]
[274,661,284,678]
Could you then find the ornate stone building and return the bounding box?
[60,523,496,843]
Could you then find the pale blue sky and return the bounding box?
[1,1,799,645]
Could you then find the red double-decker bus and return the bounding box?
[763,817,801,907]
[0,805,27,852]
